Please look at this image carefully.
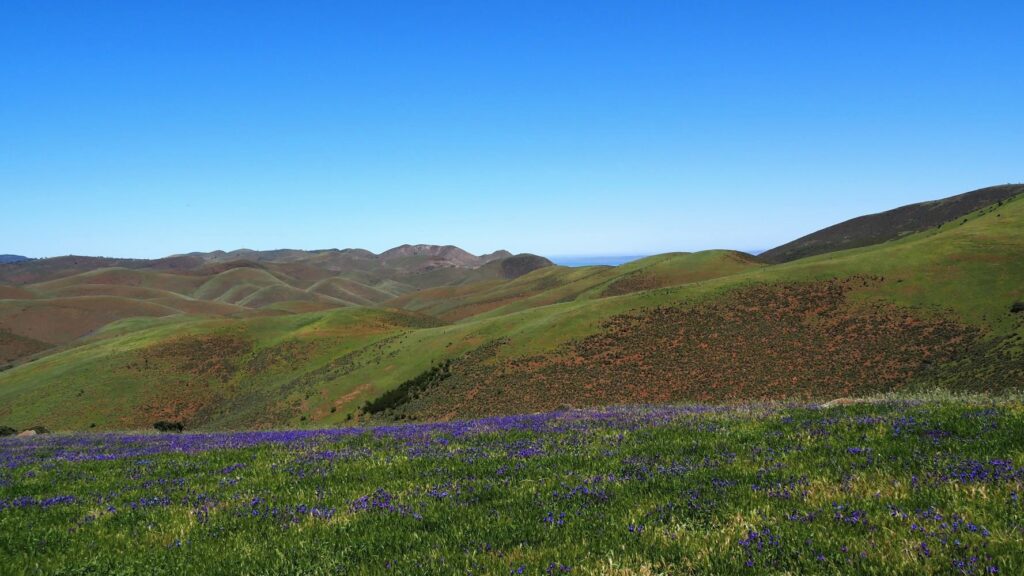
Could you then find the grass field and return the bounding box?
[1,394,1022,575]
[1,193,1021,431]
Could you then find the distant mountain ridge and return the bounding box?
[0,245,550,286]
[0,255,31,264]
[0,244,553,366]
[178,245,511,264]
[761,184,1024,263]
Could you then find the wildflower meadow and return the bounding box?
[1,396,1022,575]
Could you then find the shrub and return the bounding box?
[28,426,49,434]
[1011,302,1024,314]
[0,425,16,437]
[363,361,452,414]
[153,421,184,433]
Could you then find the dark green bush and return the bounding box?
[0,425,16,437]
[153,421,184,433]
[363,361,452,414]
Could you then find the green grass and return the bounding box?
[1,194,1021,431]
[0,307,438,430]
[386,250,763,323]
[1,395,1022,574]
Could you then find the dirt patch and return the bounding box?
[0,330,51,364]
[0,285,35,299]
[131,333,253,382]
[244,340,320,375]
[601,271,663,297]
[335,383,372,406]
[0,297,175,344]
[398,278,983,420]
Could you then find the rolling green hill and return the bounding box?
[386,250,763,322]
[362,192,1024,422]
[760,183,1024,263]
[0,186,1021,431]
[0,247,549,365]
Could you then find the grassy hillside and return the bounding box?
[0,249,540,365]
[286,191,1024,424]
[308,277,395,306]
[387,250,762,322]
[1,192,1021,431]
[760,183,1024,263]
[0,307,442,430]
[0,330,49,365]
[0,297,181,345]
[440,192,1022,413]
[30,267,208,295]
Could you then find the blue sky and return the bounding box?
[2,1,1022,259]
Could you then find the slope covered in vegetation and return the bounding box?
[0,190,1020,431]
[760,184,1024,263]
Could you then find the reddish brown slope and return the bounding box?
[393,278,982,420]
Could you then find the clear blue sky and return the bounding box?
[2,1,1022,259]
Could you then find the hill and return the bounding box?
[0,245,541,287]
[386,250,763,322]
[0,255,31,264]
[0,307,445,429]
[363,192,1024,422]
[0,185,1020,431]
[760,183,1024,263]
[0,246,547,364]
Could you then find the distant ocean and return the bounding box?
[549,255,648,267]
